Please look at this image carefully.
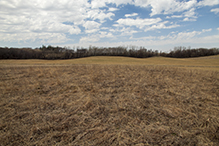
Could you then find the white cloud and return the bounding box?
[125,13,138,17]
[80,36,100,43]
[85,29,100,34]
[109,26,138,36]
[130,36,156,40]
[198,0,219,6]
[107,0,133,6]
[75,33,219,52]
[172,28,212,40]
[0,0,218,49]
[183,8,197,18]
[95,12,115,21]
[166,7,197,20]
[172,33,219,47]
[101,27,109,30]
[144,21,180,32]
[182,8,197,21]
[83,21,101,33]
[183,17,196,21]
[91,0,107,8]
[133,0,150,7]
[87,9,115,23]
[120,27,139,35]
[131,29,213,43]
[0,0,90,42]
[202,28,212,32]
[99,31,114,38]
[0,32,69,43]
[69,26,81,34]
[177,31,202,39]
[166,15,183,19]
[134,0,197,16]
[30,21,81,34]
[108,7,119,11]
[116,18,162,29]
[124,30,219,51]
[83,21,101,30]
[211,8,219,14]
[79,31,114,43]
[115,18,180,35]
[171,15,183,18]
[90,0,133,8]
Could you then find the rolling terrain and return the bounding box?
[0,55,219,71]
[0,56,219,145]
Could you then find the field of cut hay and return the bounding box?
[0,62,219,145]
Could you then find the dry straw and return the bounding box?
[0,64,219,145]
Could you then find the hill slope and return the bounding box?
[0,55,219,71]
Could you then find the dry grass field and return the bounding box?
[0,55,219,71]
[0,56,219,145]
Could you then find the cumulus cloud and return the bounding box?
[99,31,114,38]
[83,21,101,33]
[166,15,183,19]
[118,27,139,36]
[184,8,197,18]
[177,31,202,39]
[0,0,218,49]
[107,0,133,6]
[115,17,179,32]
[202,28,212,32]
[171,15,183,18]
[0,32,69,43]
[0,0,90,42]
[144,21,180,32]
[182,8,197,21]
[134,0,197,16]
[79,31,114,43]
[183,17,196,21]
[108,7,119,11]
[166,7,197,21]
[87,9,115,23]
[83,21,101,30]
[90,0,133,8]
[0,0,119,43]
[125,13,138,17]
[91,0,107,8]
[130,28,213,42]
[211,8,219,14]
[116,18,162,29]
[109,26,137,37]
[80,36,100,43]
[198,0,219,6]
[173,28,212,40]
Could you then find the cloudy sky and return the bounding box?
[0,0,219,51]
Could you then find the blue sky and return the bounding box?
[0,0,219,51]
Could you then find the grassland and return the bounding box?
[0,56,219,145]
[0,55,219,71]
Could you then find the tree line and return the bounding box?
[0,45,218,59]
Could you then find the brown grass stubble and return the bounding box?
[0,65,219,145]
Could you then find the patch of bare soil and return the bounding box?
[0,65,219,145]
